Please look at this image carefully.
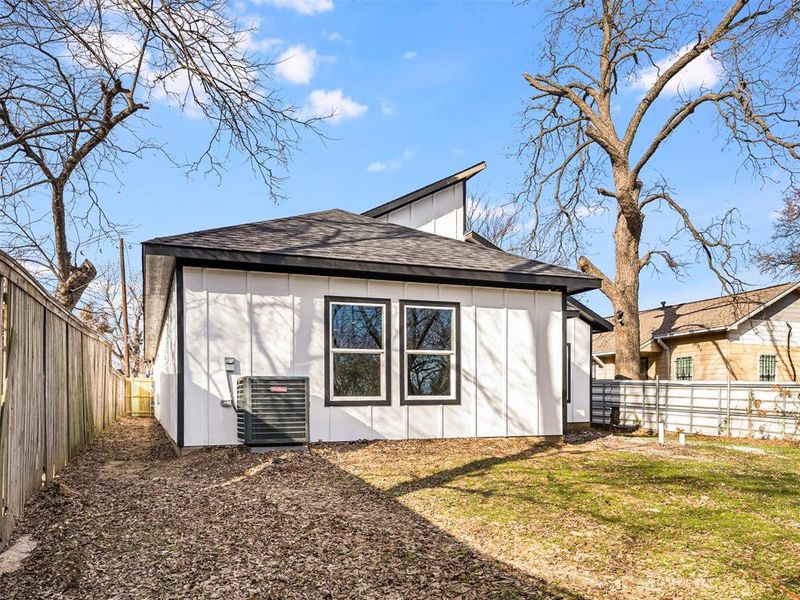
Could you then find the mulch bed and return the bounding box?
[0,419,570,599]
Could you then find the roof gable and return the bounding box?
[361,161,485,219]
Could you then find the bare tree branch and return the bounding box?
[0,0,321,309]
[517,0,800,379]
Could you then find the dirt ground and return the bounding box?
[0,419,568,599]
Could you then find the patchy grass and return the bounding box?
[322,433,800,600]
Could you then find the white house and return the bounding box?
[143,162,609,451]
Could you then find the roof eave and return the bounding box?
[566,296,614,332]
[143,242,599,294]
[726,281,800,331]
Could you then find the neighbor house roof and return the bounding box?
[143,208,600,359]
[593,282,800,355]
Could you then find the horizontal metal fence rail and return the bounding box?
[592,378,800,440]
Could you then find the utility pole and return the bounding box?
[119,238,130,377]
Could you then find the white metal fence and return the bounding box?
[591,379,800,440]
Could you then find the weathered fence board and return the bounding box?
[592,379,800,440]
[44,312,69,480]
[0,252,124,547]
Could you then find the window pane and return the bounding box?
[406,307,452,350]
[333,353,381,397]
[760,355,776,381]
[408,354,451,396]
[332,304,383,349]
[676,357,693,380]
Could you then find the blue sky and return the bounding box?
[104,0,789,316]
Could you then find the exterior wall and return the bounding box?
[181,266,564,445]
[375,182,465,240]
[595,332,800,382]
[153,276,178,443]
[594,355,615,379]
[566,317,591,423]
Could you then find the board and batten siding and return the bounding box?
[178,266,564,445]
[374,182,465,240]
[566,316,592,423]
[153,276,178,443]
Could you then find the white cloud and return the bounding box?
[323,30,351,44]
[403,50,417,60]
[306,89,368,122]
[575,203,605,218]
[379,99,395,116]
[367,149,415,173]
[452,147,465,156]
[275,45,318,84]
[252,0,334,15]
[631,44,723,94]
[245,36,283,53]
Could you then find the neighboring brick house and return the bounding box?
[593,282,800,382]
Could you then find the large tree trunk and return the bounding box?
[611,176,643,380]
[52,183,96,311]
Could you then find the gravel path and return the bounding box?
[0,418,569,599]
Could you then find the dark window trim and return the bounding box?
[324,296,392,407]
[675,356,693,381]
[399,299,461,406]
[758,353,777,382]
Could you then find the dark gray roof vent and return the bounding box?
[237,376,309,446]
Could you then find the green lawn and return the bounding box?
[323,434,800,600]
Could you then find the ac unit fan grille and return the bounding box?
[237,376,308,446]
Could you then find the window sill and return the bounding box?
[325,398,391,407]
[400,398,461,406]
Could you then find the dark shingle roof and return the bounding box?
[144,209,597,291]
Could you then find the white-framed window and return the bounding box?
[400,301,460,405]
[675,356,693,381]
[325,297,391,406]
[759,354,777,382]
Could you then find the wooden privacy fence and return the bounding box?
[592,378,800,440]
[0,251,125,545]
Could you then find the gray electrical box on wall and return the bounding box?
[236,376,309,446]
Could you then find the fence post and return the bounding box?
[726,377,732,436]
[689,384,694,433]
[783,388,788,439]
[623,382,627,426]
[642,379,647,430]
[602,383,607,426]
[655,376,660,428]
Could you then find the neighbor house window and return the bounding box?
[400,301,460,405]
[640,357,649,380]
[675,356,693,381]
[759,354,777,382]
[325,297,391,406]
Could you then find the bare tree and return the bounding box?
[80,263,144,376]
[519,0,800,379]
[0,0,317,309]
[466,192,526,252]
[757,187,800,275]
